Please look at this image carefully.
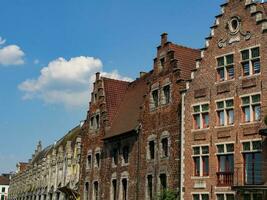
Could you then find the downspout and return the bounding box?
[180,92,186,200]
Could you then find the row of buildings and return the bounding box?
[8,0,267,199]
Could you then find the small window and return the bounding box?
[93,181,99,200]
[148,141,155,160]
[96,115,100,129]
[112,179,117,200]
[87,154,92,169]
[122,179,128,200]
[122,146,129,164]
[160,58,165,68]
[84,182,89,200]
[163,85,170,104]
[152,90,159,108]
[95,153,100,168]
[241,47,260,76]
[161,138,169,158]
[193,103,210,129]
[159,174,167,191]
[1,188,5,193]
[241,94,261,123]
[147,175,153,200]
[216,54,234,81]
[112,149,118,166]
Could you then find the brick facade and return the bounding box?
[182,0,267,200]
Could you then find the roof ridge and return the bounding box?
[171,43,200,52]
[102,77,131,83]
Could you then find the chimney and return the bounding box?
[96,72,100,81]
[161,32,168,46]
[140,72,147,78]
[37,141,42,153]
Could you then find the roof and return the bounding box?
[103,78,129,124]
[170,44,201,80]
[31,125,81,164]
[104,75,149,139]
[0,176,10,185]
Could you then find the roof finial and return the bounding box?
[161,32,168,46]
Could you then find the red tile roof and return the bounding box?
[170,44,201,80]
[103,78,129,124]
[104,75,150,139]
[0,176,9,185]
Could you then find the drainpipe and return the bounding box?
[180,92,186,200]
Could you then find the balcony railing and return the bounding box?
[217,172,234,186]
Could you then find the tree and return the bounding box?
[157,190,177,200]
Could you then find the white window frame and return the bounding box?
[215,192,235,200]
[192,102,210,130]
[192,145,209,177]
[240,46,261,77]
[215,98,234,127]
[191,192,209,200]
[240,93,261,124]
[216,53,235,82]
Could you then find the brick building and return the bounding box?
[79,34,200,200]
[182,0,267,200]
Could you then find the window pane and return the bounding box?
[228,155,234,172]
[227,109,234,125]
[202,104,209,112]
[194,114,201,129]
[202,146,209,154]
[252,94,260,103]
[226,99,234,107]
[217,101,224,109]
[226,54,234,64]
[219,156,226,172]
[193,105,200,113]
[254,105,261,121]
[227,66,235,79]
[217,57,224,66]
[194,157,200,176]
[217,68,225,81]
[243,194,250,200]
[242,97,250,105]
[243,106,250,122]
[218,111,225,126]
[202,194,209,200]
[252,141,262,151]
[254,153,263,184]
[243,142,251,151]
[193,147,200,155]
[252,59,260,74]
[251,47,260,58]
[227,144,234,153]
[152,90,159,107]
[242,62,250,76]
[163,85,170,104]
[202,113,209,128]
[193,194,200,200]
[245,153,253,184]
[216,194,224,200]
[242,50,249,60]
[217,145,224,153]
[202,156,209,176]
[226,194,235,200]
[253,193,263,200]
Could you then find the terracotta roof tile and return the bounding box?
[104,75,150,139]
[0,176,9,185]
[170,44,201,80]
[103,78,129,124]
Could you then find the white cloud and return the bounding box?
[19,56,132,108]
[34,59,39,64]
[0,37,6,45]
[0,44,25,66]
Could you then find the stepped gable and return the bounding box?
[102,78,129,125]
[170,43,201,80]
[104,73,150,139]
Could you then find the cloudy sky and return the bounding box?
[0,0,224,172]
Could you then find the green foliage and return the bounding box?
[157,189,177,200]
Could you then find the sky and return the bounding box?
[0,0,225,173]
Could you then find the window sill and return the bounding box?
[160,156,169,161]
[240,121,261,126]
[215,125,234,129]
[121,163,129,167]
[191,176,210,179]
[215,79,235,85]
[239,73,261,79]
[191,128,210,132]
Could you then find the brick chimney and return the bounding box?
[161,32,168,46]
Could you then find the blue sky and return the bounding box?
[0,0,224,173]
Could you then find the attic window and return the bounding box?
[160,58,165,68]
[96,115,100,129]
[152,90,159,108]
[163,85,170,104]
[95,153,100,168]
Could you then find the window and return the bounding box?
[111,179,117,200]
[193,104,209,129]
[161,138,169,158]
[87,154,92,169]
[193,194,209,200]
[243,193,263,200]
[90,114,100,130]
[147,175,153,200]
[160,57,165,68]
[242,141,263,185]
[93,181,99,200]
[216,99,234,126]
[216,143,234,186]
[159,174,167,191]
[112,148,118,166]
[241,94,261,123]
[216,54,234,81]
[216,193,235,200]
[84,182,89,200]
[163,85,170,104]
[1,188,5,193]
[148,141,155,160]
[96,115,100,129]
[152,89,159,108]
[193,146,209,177]
[0,195,3,200]
[122,146,129,164]
[95,153,100,168]
[241,47,260,76]
[122,179,128,200]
